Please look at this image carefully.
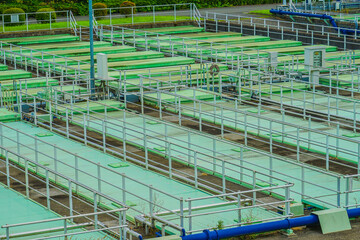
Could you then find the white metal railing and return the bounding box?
[20,86,357,210]
[1,208,128,240]
[0,120,293,234]
[97,24,269,68]
[204,11,360,50]
[92,3,195,25]
[69,10,78,36]
[192,4,202,27]
[132,75,360,172]
[4,65,359,212]
[0,41,91,78]
[93,15,99,37]
[0,3,196,34]
[0,10,71,33]
[217,71,360,130]
[94,23,360,72]
[0,146,137,240]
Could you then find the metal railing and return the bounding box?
[0,10,71,33]
[217,71,360,130]
[0,3,197,34]
[0,145,137,239]
[0,119,293,234]
[69,11,78,36]
[203,11,360,50]
[281,1,360,11]
[134,75,360,167]
[23,87,291,193]
[94,23,360,73]
[18,85,360,210]
[0,41,91,78]
[92,3,196,26]
[97,24,269,69]
[1,208,128,240]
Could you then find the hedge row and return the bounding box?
[2,7,56,26]
[0,0,281,16]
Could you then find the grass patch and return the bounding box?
[1,16,190,32]
[248,9,272,16]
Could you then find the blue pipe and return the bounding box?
[269,9,360,35]
[181,208,360,240]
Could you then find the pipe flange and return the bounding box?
[209,64,220,76]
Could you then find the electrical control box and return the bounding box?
[304,46,326,69]
[97,53,108,80]
[335,2,341,11]
[10,14,20,23]
[267,52,278,68]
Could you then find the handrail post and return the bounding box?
[25,160,29,198]
[46,170,50,209]
[6,226,9,240]
[68,180,73,220]
[237,194,241,225]
[149,185,154,226]
[345,177,350,209]
[94,192,98,229]
[337,176,341,207]
[188,198,192,233]
[194,152,198,188]
[180,197,184,228]
[252,171,256,206]
[63,219,67,238]
[285,185,291,218]
[122,174,126,204]
[5,150,10,187]
[174,4,177,22]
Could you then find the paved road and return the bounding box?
[198,3,277,16]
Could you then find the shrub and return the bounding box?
[0,4,8,14]
[93,2,108,17]
[36,8,56,24]
[119,1,136,16]
[3,8,25,26]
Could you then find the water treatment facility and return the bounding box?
[1,0,360,239]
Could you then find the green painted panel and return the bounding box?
[0,34,80,45]
[0,70,32,81]
[313,208,351,234]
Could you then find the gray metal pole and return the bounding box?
[89,0,95,95]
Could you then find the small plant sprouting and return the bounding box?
[216,220,224,230]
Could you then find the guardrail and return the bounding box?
[1,208,128,240]
[0,41,91,78]
[203,11,360,50]
[217,71,360,131]
[20,82,360,210]
[96,24,269,69]
[0,117,292,234]
[0,146,136,239]
[135,74,360,167]
[92,3,196,26]
[280,1,360,11]
[0,10,71,33]
[0,3,199,34]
